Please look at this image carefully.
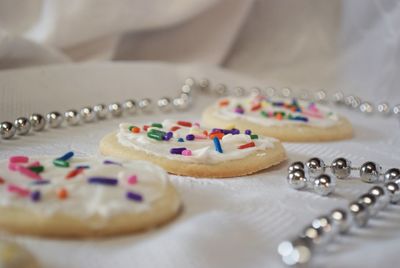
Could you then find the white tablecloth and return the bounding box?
[0,63,399,268]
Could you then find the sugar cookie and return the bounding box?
[0,152,181,237]
[100,120,286,178]
[0,240,39,268]
[202,96,353,142]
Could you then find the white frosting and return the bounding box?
[0,156,171,220]
[117,119,277,164]
[213,96,340,128]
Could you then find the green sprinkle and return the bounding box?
[147,131,164,141]
[53,159,70,168]
[28,166,44,173]
[250,134,259,140]
[128,125,137,131]
[261,111,269,117]
[151,123,163,128]
[148,129,166,136]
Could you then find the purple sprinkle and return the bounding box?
[31,191,41,202]
[88,177,118,186]
[164,131,173,141]
[234,107,244,114]
[231,128,240,135]
[126,191,143,202]
[76,165,90,169]
[212,128,223,133]
[245,129,252,135]
[222,129,231,135]
[186,134,195,141]
[170,147,186,154]
[103,160,122,166]
[32,180,51,185]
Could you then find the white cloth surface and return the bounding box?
[0,62,400,268]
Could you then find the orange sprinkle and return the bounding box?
[65,168,84,179]
[170,126,181,131]
[219,99,230,107]
[57,188,68,199]
[238,142,256,149]
[276,113,283,120]
[209,132,224,140]
[251,103,262,111]
[131,127,140,133]
[203,130,208,136]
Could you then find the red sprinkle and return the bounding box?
[177,121,192,127]
[170,126,181,132]
[9,156,29,164]
[238,142,256,149]
[7,184,30,197]
[0,177,4,184]
[251,103,262,111]
[65,168,84,179]
[209,132,224,140]
[143,125,150,131]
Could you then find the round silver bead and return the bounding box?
[349,201,369,227]
[287,170,307,190]
[138,98,153,113]
[181,84,192,95]
[46,112,63,128]
[385,182,400,204]
[249,87,261,96]
[93,104,108,119]
[311,215,335,242]
[301,225,326,247]
[278,237,313,266]
[0,121,16,139]
[305,157,326,180]
[199,78,210,89]
[298,89,310,100]
[108,103,123,117]
[393,104,400,115]
[358,193,378,216]
[313,174,335,196]
[14,117,31,135]
[369,185,390,210]
[64,109,80,126]
[29,114,46,131]
[173,94,191,111]
[377,102,390,115]
[332,91,345,104]
[265,87,275,97]
[345,95,361,109]
[359,102,374,113]
[288,161,305,173]
[314,90,327,102]
[184,77,195,87]
[233,86,246,97]
[123,100,137,115]
[330,208,352,234]
[80,107,96,122]
[214,84,227,96]
[157,97,172,112]
[281,87,292,98]
[383,168,400,182]
[330,157,352,179]
[360,161,382,183]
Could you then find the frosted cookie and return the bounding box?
[100,120,286,178]
[0,240,39,268]
[202,96,353,142]
[0,152,181,237]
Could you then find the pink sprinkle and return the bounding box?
[302,110,323,119]
[8,162,19,171]
[17,166,42,180]
[128,175,138,184]
[194,122,200,127]
[194,134,207,139]
[7,184,30,197]
[182,149,192,156]
[27,161,41,167]
[9,156,29,164]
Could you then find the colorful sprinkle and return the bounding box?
[126,191,143,202]
[177,121,192,127]
[128,175,138,184]
[8,162,19,171]
[251,103,262,111]
[7,184,30,197]
[65,168,84,179]
[0,177,4,184]
[151,123,163,128]
[194,134,207,139]
[57,151,74,161]
[53,159,70,168]
[186,134,195,141]
[9,156,29,164]
[245,129,252,135]
[88,177,118,186]
[31,180,50,185]
[231,129,240,135]
[170,147,186,155]
[164,132,173,141]
[28,165,44,174]
[250,134,259,140]
[238,142,256,149]
[177,138,184,142]
[143,125,150,131]
[31,191,41,202]
[147,129,166,141]
[182,149,192,156]
[129,126,141,133]
[76,165,90,169]
[209,132,224,140]
[219,99,229,107]
[17,166,42,180]
[103,160,121,166]
[170,126,181,131]
[213,137,223,153]
[27,161,41,167]
[57,188,68,199]
[234,105,244,114]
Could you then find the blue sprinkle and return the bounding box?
[76,165,90,169]
[31,180,51,185]
[126,191,143,202]
[103,160,122,166]
[57,151,74,161]
[177,138,184,142]
[213,137,223,153]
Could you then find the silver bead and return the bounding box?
[123,99,137,115]
[64,109,80,126]
[46,111,63,128]
[287,170,307,190]
[314,90,327,102]
[181,84,192,95]
[311,215,335,242]
[173,94,191,110]
[358,193,378,216]
[14,117,31,135]
[383,168,400,182]
[369,185,390,210]
[332,91,344,104]
[214,84,227,96]
[349,201,369,227]
[233,86,246,97]
[281,87,292,98]
[199,78,210,89]
[80,107,96,122]
[298,89,310,100]
[360,161,382,183]
[313,174,335,196]
[138,98,153,113]
[330,208,352,234]
[377,102,390,115]
[108,103,123,117]
[345,95,361,108]
[278,237,313,266]
[359,102,374,113]
[93,104,108,119]
[305,157,326,180]
[29,114,46,131]
[385,182,400,204]
[249,87,261,96]
[288,161,305,173]
[265,87,275,97]
[0,121,16,139]
[157,97,172,112]
[301,225,327,246]
[330,157,352,179]
[393,104,400,115]
[184,77,195,87]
